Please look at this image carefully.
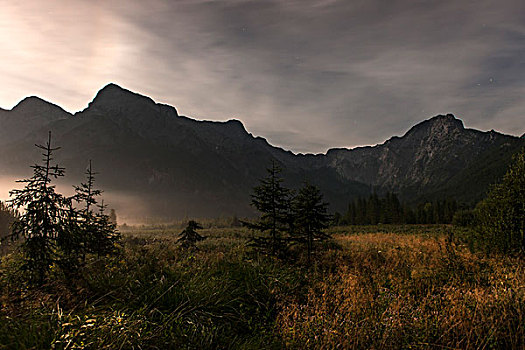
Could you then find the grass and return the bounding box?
[1,225,524,349]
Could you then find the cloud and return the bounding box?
[1,0,524,153]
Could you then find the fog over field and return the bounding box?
[0,175,148,225]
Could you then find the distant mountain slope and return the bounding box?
[0,84,522,220]
[323,114,524,204]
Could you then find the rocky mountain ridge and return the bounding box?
[0,84,522,220]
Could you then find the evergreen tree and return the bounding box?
[403,204,416,224]
[367,193,380,224]
[475,147,525,252]
[58,160,100,269]
[56,203,84,273]
[72,161,119,259]
[0,201,16,239]
[177,220,206,249]
[345,202,356,225]
[332,212,343,226]
[8,132,69,282]
[92,200,120,256]
[291,183,331,263]
[388,192,403,224]
[109,209,117,225]
[246,162,292,257]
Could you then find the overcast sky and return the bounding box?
[1,0,524,153]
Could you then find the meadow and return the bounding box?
[1,224,524,349]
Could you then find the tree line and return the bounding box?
[334,193,460,225]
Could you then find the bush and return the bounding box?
[452,209,475,227]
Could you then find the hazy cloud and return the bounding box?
[1,0,524,153]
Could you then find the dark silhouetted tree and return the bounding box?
[291,182,331,263]
[475,147,525,252]
[109,209,117,225]
[177,220,206,249]
[0,201,16,239]
[91,200,120,257]
[57,160,102,271]
[8,136,120,281]
[8,132,69,283]
[72,161,120,257]
[245,162,292,257]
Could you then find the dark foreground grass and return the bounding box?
[0,236,304,349]
[1,225,524,349]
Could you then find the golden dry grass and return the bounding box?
[278,231,525,349]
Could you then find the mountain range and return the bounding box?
[0,84,523,222]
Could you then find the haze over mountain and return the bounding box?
[0,84,523,222]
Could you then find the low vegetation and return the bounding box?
[1,225,524,349]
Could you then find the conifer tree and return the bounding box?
[177,220,206,249]
[91,200,120,257]
[72,161,119,258]
[475,147,525,252]
[56,203,84,273]
[8,132,69,282]
[71,160,100,258]
[0,201,16,239]
[246,162,292,257]
[291,182,331,263]
[109,209,117,225]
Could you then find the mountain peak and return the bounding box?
[101,82,125,91]
[85,83,160,114]
[404,113,465,138]
[424,113,464,128]
[431,113,463,124]
[11,96,69,116]
[13,96,52,110]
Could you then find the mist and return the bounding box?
[0,175,149,226]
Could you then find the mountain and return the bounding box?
[322,114,524,204]
[0,84,523,221]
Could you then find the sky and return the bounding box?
[1,0,524,153]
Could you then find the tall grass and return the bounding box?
[1,225,524,349]
[278,232,525,349]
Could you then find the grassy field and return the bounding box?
[0,225,524,349]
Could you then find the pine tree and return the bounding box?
[72,160,120,258]
[91,200,120,257]
[475,147,525,252]
[109,209,117,225]
[0,201,16,239]
[177,220,206,249]
[8,132,69,282]
[292,183,331,263]
[71,160,100,259]
[246,162,292,257]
